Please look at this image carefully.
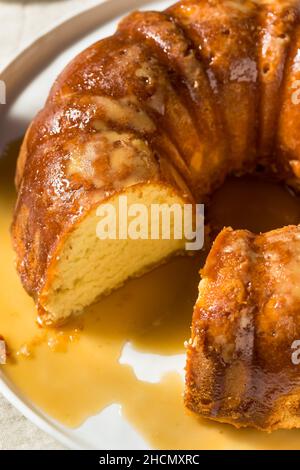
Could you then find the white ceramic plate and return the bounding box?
[0,0,182,450]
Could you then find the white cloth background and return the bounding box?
[0,0,103,450]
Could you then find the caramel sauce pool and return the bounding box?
[1,140,300,449]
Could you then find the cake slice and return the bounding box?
[186,225,300,431]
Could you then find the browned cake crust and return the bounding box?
[186,226,300,431]
[12,0,300,305]
[11,0,300,429]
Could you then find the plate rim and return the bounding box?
[0,0,166,450]
[0,0,157,109]
[0,374,84,449]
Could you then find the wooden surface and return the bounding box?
[0,0,101,450]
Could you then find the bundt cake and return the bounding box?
[11,0,300,430]
[187,226,300,430]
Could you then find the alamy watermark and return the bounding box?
[291,340,300,365]
[95,196,204,251]
[292,79,300,105]
[0,80,6,105]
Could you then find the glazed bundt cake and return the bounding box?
[11,0,300,430]
[187,226,300,430]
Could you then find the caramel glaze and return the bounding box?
[2,140,300,447]
[187,225,300,431]
[11,0,300,324]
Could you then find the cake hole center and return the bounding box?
[208,175,300,235]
